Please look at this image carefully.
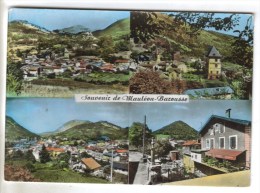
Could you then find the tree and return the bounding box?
[25,150,36,163]
[129,70,187,94]
[154,140,173,158]
[12,149,24,159]
[129,70,172,94]
[81,152,91,158]
[6,62,23,95]
[39,145,51,163]
[115,40,130,52]
[97,36,115,61]
[56,152,70,168]
[131,12,241,43]
[129,122,152,148]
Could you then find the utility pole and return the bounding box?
[143,115,146,159]
[151,137,155,165]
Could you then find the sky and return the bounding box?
[8,8,130,31]
[8,8,253,36]
[6,98,251,134]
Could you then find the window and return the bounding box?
[195,155,197,159]
[206,139,210,149]
[216,71,219,74]
[214,124,219,132]
[210,138,214,149]
[219,137,225,149]
[219,124,225,133]
[215,58,218,62]
[229,135,237,149]
[209,127,215,135]
[215,63,218,67]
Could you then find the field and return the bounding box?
[5,159,109,183]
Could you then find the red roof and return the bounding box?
[116,149,128,153]
[115,59,129,63]
[183,140,200,146]
[205,149,244,161]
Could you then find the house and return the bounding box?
[184,86,234,99]
[116,149,128,156]
[184,113,251,177]
[46,147,65,158]
[206,46,222,79]
[169,150,180,161]
[199,114,251,169]
[81,158,101,172]
[182,140,201,155]
[115,59,129,66]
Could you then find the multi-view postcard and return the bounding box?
[5,8,253,186]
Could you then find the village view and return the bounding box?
[5,10,253,186]
[7,11,253,99]
[5,101,251,186]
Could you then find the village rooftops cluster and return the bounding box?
[7,136,129,181]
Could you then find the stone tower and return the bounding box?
[206,46,222,79]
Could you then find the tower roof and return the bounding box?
[206,46,222,58]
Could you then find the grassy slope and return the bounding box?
[5,116,39,141]
[5,159,109,183]
[93,18,130,39]
[33,168,109,183]
[195,30,235,58]
[51,121,128,140]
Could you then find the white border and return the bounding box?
[0,1,259,193]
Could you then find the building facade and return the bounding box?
[200,115,251,168]
[206,46,222,80]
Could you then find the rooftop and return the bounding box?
[199,115,251,134]
[81,158,101,170]
[206,46,222,58]
[184,86,234,97]
[205,149,245,161]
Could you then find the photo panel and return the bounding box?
[128,100,252,186]
[5,99,252,186]
[6,9,254,99]
[5,98,130,184]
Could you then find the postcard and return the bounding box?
[2,6,256,190]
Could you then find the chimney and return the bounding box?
[225,108,231,118]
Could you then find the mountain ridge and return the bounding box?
[153,120,199,140]
[5,116,39,141]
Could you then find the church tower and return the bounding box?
[206,46,222,79]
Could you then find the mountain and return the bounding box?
[53,25,91,34]
[93,18,130,39]
[55,120,91,133]
[5,116,39,141]
[46,120,128,140]
[9,20,50,34]
[153,121,199,140]
[8,16,236,61]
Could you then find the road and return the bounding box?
[130,151,150,185]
